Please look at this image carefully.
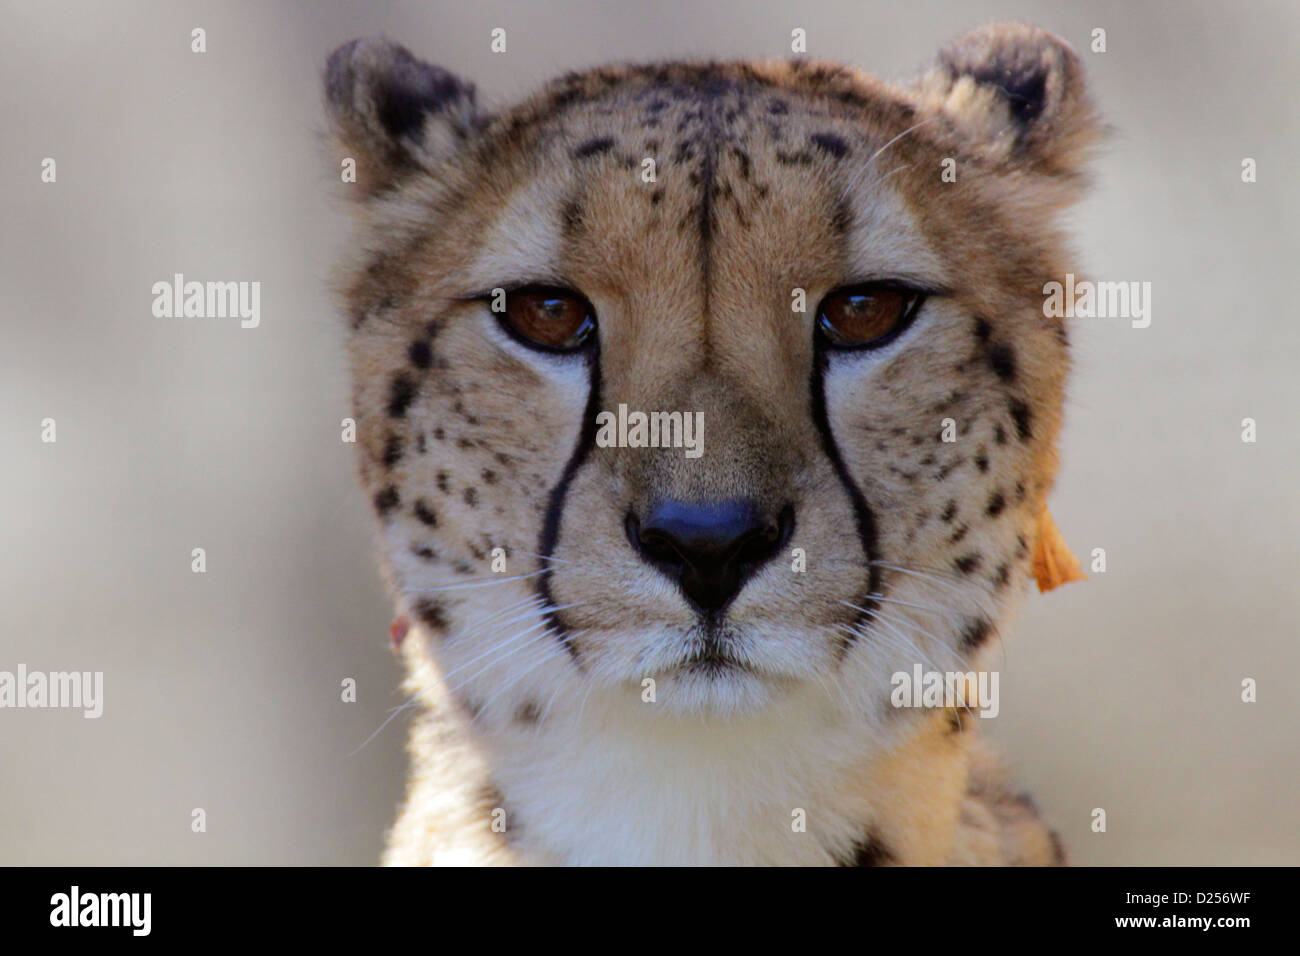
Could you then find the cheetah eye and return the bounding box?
[494,286,596,352]
[815,283,926,350]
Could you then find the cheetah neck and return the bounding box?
[388,637,973,866]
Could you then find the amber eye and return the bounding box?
[816,284,924,349]
[494,286,596,352]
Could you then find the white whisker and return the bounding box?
[405,569,546,594]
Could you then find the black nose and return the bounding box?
[626,500,793,615]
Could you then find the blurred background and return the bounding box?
[1,0,1296,865]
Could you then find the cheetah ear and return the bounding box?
[917,23,1101,179]
[324,36,484,198]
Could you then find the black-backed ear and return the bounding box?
[916,23,1100,178]
[324,36,484,198]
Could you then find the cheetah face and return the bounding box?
[325,27,1098,719]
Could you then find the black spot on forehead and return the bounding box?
[728,144,753,179]
[775,148,815,166]
[560,199,583,237]
[831,198,853,235]
[572,136,616,159]
[810,132,850,158]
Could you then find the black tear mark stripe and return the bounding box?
[535,341,603,661]
[809,349,882,647]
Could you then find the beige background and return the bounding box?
[1,0,1296,865]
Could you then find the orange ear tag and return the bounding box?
[1032,506,1086,593]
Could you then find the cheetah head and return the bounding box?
[324,24,1099,722]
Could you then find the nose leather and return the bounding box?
[627,499,792,615]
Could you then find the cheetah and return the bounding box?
[323,22,1100,865]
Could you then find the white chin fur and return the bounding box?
[637,666,786,717]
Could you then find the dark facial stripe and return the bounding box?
[809,349,882,648]
[535,342,603,661]
[696,124,716,313]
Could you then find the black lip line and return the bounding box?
[535,338,602,663]
[808,344,883,654]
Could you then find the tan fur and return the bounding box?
[324,23,1100,866]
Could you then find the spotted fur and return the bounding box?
[323,22,1097,866]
